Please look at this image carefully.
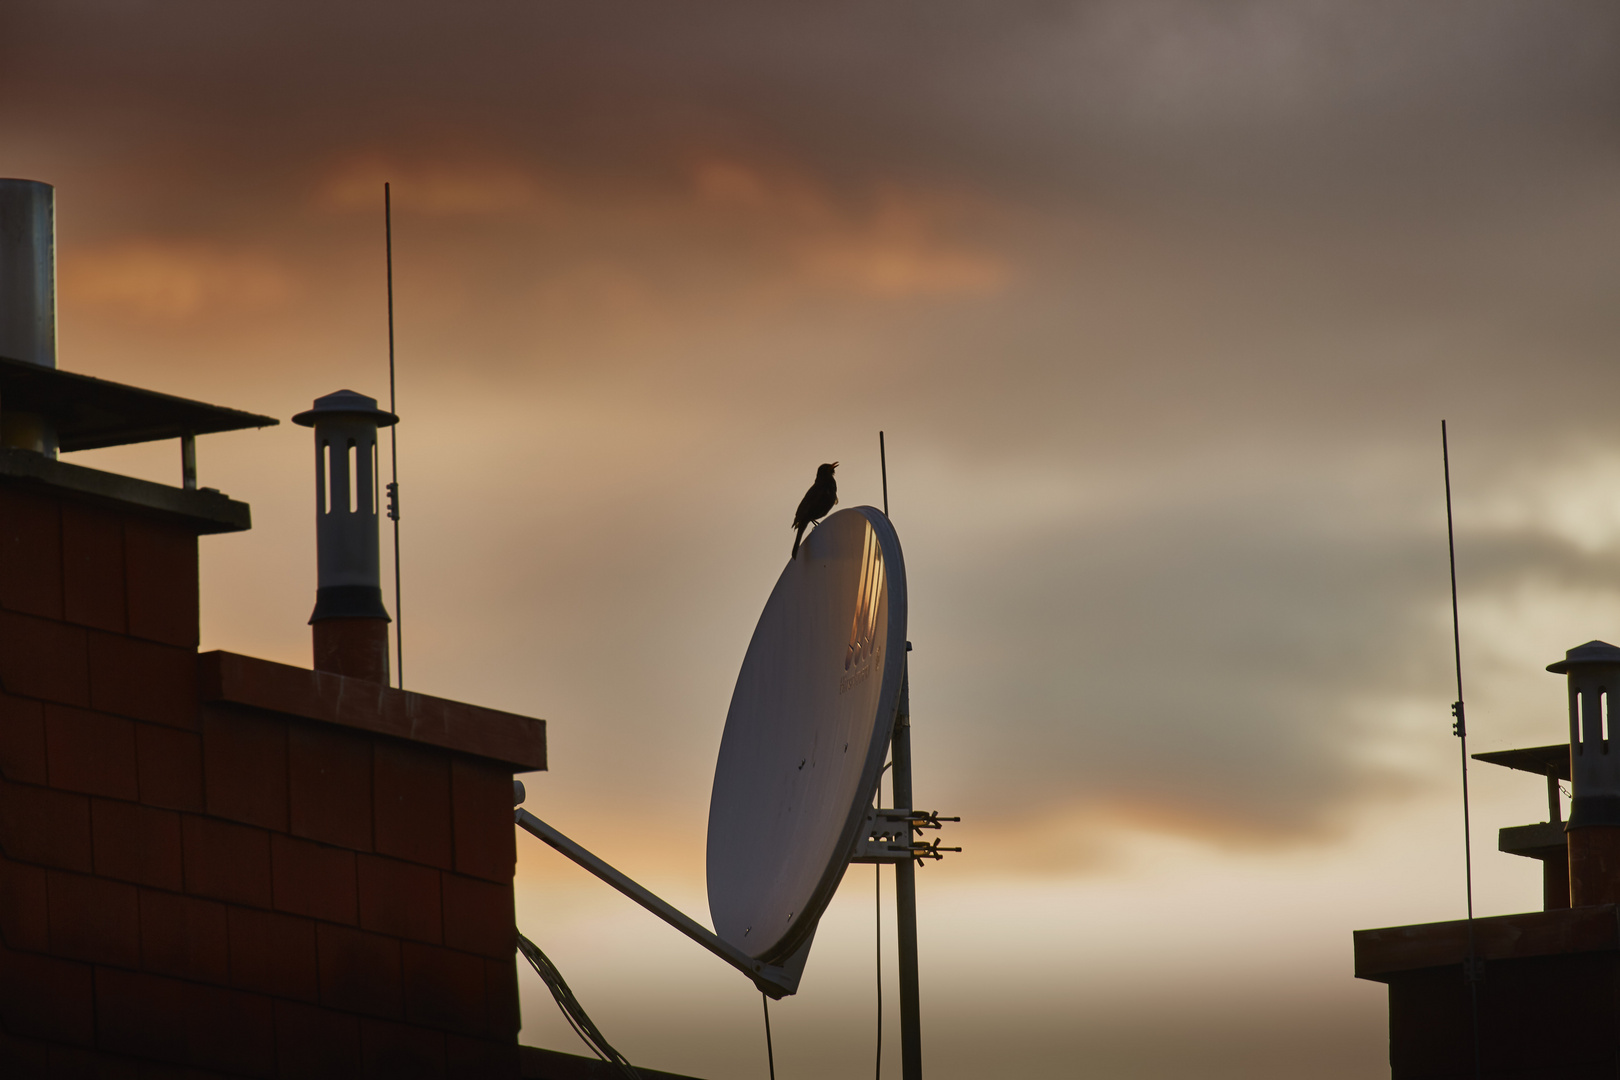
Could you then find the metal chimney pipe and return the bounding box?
[0,179,59,455]
[1549,639,1620,905]
[293,389,397,683]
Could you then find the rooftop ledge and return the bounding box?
[0,446,251,533]
[199,651,547,772]
[1354,904,1620,982]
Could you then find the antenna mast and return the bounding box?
[880,431,889,518]
[1442,420,1481,1080]
[384,184,403,689]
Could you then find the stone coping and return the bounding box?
[199,651,546,771]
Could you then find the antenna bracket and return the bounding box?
[851,808,961,865]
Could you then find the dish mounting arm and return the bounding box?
[514,807,803,998]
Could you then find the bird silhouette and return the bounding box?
[791,462,839,559]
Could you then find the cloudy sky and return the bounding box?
[6,2,1620,1075]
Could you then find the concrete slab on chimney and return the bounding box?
[198,652,546,772]
[0,447,251,533]
[1354,904,1620,982]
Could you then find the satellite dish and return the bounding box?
[706,506,908,963]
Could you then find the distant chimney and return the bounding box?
[1549,639,1620,905]
[292,389,396,683]
[0,178,58,454]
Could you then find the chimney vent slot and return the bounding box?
[321,441,332,514]
[348,440,359,513]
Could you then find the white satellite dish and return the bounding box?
[514,479,951,1076]
[706,506,908,962]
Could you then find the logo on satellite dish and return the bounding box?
[840,526,886,694]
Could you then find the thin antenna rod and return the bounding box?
[880,431,889,518]
[1442,420,1482,1080]
[762,993,776,1080]
[385,183,403,690]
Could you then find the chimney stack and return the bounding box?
[1550,639,1620,905]
[0,178,59,454]
[293,389,396,683]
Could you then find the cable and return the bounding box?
[876,863,883,1080]
[517,931,642,1080]
[762,993,776,1080]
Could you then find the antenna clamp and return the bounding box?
[851,808,961,865]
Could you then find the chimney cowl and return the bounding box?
[1553,639,1620,832]
[301,388,393,683]
[1547,640,1620,674]
[293,388,398,428]
[302,388,393,626]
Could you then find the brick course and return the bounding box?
[181,815,271,906]
[202,707,287,830]
[317,923,404,1019]
[0,778,93,871]
[0,691,47,783]
[271,833,357,924]
[91,798,184,890]
[228,906,319,1001]
[138,889,229,984]
[123,518,197,648]
[46,706,139,800]
[375,741,454,870]
[61,503,126,634]
[288,719,373,850]
[46,869,141,967]
[0,485,63,619]
[358,853,442,943]
[134,724,203,811]
[0,610,89,706]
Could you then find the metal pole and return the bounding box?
[514,807,799,998]
[1441,420,1482,1080]
[891,661,921,1080]
[385,182,403,689]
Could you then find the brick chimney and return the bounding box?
[1549,639,1620,905]
[292,390,395,684]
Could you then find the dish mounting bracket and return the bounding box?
[850,807,961,865]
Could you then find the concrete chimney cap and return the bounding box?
[1547,640,1620,674]
[292,389,397,428]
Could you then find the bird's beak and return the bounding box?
[831,461,839,469]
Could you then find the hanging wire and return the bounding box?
[762,993,777,1080]
[875,863,883,1080]
[517,932,642,1080]
[875,749,885,1080]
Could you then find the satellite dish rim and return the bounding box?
[706,504,908,964]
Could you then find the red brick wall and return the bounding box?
[0,483,522,1078]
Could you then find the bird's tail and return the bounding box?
[792,522,807,560]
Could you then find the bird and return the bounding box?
[791,462,839,559]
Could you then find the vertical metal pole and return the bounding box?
[385,183,403,689]
[1441,420,1482,1080]
[891,661,921,1080]
[180,433,197,490]
[880,431,889,518]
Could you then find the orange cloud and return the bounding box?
[691,158,1011,297]
[61,241,296,322]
